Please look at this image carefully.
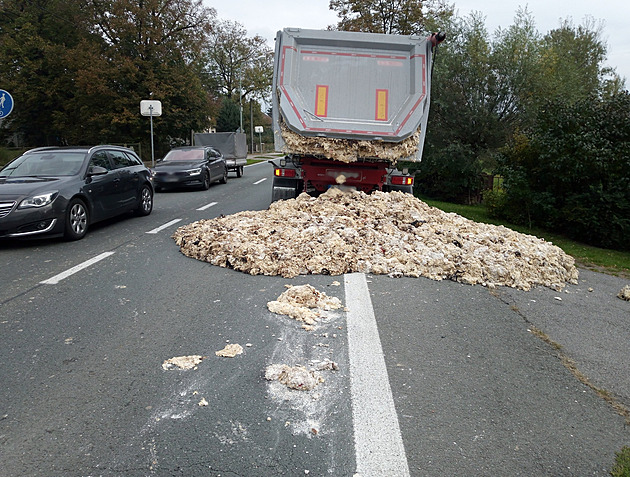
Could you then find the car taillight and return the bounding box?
[391,176,413,186]
[274,168,297,178]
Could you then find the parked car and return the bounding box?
[0,145,153,240]
[151,146,228,192]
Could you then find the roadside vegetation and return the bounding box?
[611,446,630,477]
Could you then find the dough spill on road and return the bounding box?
[162,355,205,370]
[267,284,343,329]
[265,364,324,391]
[173,188,578,291]
[618,285,630,301]
[215,343,243,357]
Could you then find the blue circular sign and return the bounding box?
[0,90,15,119]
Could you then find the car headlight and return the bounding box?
[187,168,202,176]
[18,191,59,209]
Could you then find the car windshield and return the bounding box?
[0,151,86,177]
[162,149,204,161]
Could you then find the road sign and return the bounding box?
[0,90,15,119]
[254,126,264,133]
[140,100,162,116]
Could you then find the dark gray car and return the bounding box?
[151,146,228,192]
[0,145,153,240]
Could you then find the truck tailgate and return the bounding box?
[273,28,433,145]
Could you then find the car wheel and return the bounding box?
[236,165,244,178]
[136,184,153,216]
[201,172,211,190]
[220,167,228,184]
[64,198,89,240]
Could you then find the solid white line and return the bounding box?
[40,252,115,285]
[344,273,410,477]
[197,201,218,211]
[146,219,182,234]
[253,178,267,185]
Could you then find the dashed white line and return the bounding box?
[146,219,182,234]
[197,201,218,211]
[344,272,410,477]
[40,252,116,285]
[253,178,267,185]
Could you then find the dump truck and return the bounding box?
[271,28,444,201]
[194,132,247,177]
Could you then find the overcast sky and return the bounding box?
[210,0,629,86]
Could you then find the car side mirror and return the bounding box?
[88,165,108,176]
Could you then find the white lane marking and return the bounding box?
[344,273,410,477]
[146,219,182,234]
[40,252,115,285]
[197,201,217,211]
[253,178,267,185]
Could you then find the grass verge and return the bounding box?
[612,446,630,477]
[419,196,630,278]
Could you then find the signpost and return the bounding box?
[140,100,162,167]
[254,126,264,153]
[0,90,15,119]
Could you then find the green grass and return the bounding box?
[611,446,630,477]
[419,196,630,278]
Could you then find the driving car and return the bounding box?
[151,146,228,191]
[0,145,153,240]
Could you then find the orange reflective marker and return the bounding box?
[315,85,329,117]
[376,89,388,121]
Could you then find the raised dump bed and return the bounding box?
[271,28,443,200]
[272,28,439,162]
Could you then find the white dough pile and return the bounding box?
[173,188,579,291]
[267,284,344,330]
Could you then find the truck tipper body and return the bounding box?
[194,132,247,177]
[271,27,442,200]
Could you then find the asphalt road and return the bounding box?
[0,160,628,476]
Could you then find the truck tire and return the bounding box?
[236,165,244,178]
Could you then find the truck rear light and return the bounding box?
[274,168,297,178]
[391,176,413,186]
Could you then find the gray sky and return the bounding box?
[211,0,629,86]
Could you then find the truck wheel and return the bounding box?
[236,166,244,178]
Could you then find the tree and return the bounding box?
[0,0,89,144]
[86,0,217,152]
[329,0,451,35]
[496,92,630,249]
[204,20,273,104]
[0,0,217,154]
[216,98,240,132]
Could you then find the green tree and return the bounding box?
[418,12,505,202]
[329,0,451,34]
[0,0,217,154]
[496,92,630,249]
[204,20,273,105]
[216,98,240,132]
[86,0,216,153]
[0,0,88,144]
